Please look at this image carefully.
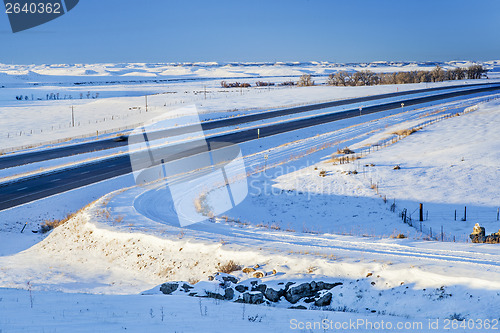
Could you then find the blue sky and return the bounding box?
[0,0,499,64]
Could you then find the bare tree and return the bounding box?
[297,74,314,87]
[466,65,488,80]
[431,65,446,82]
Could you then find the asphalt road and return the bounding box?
[1,83,500,211]
[1,81,498,170]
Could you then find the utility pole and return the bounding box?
[204,85,207,100]
[359,106,362,117]
[145,95,148,112]
[401,102,405,111]
[71,106,74,127]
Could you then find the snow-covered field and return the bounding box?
[1,60,500,152]
[1,62,500,332]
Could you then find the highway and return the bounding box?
[0,81,498,170]
[1,83,500,211]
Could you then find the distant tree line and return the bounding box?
[15,91,100,101]
[220,81,251,88]
[220,80,295,88]
[255,81,275,87]
[327,65,488,87]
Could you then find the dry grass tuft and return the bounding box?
[39,209,82,233]
[217,260,241,274]
[188,278,200,285]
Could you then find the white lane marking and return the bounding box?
[50,178,61,183]
[16,186,28,191]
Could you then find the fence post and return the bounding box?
[419,203,423,222]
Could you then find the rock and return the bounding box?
[235,285,248,293]
[181,283,193,292]
[208,275,214,281]
[470,223,486,243]
[254,264,260,269]
[205,291,224,300]
[160,283,178,295]
[224,288,234,300]
[242,292,264,304]
[289,305,307,310]
[284,282,295,291]
[222,275,239,284]
[285,283,314,304]
[264,288,282,302]
[366,273,373,277]
[322,282,343,290]
[252,283,267,293]
[314,293,332,307]
[486,235,500,243]
[243,267,256,274]
[252,271,264,278]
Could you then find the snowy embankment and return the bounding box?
[1,186,500,331]
[1,100,500,324]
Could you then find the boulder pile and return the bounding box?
[470,223,500,243]
[155,273,342,309]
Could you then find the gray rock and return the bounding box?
[264,288,282,302]
[252,284,267,294]
[319,282,343,290]
[285,283,314,304]
[242,292,264,304]
[224,288,234,300]
[289,305,307,310]
[160,283,178,295]
[222,275,239,284]
[205,291,224,300]
[284,282,295,291]
[314,292,332,307]
[181,283,193,292]
[235,285,248,293]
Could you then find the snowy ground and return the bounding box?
[1,63,500,332]
[1,60,499,152]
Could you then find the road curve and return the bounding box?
[1,84,500,211]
